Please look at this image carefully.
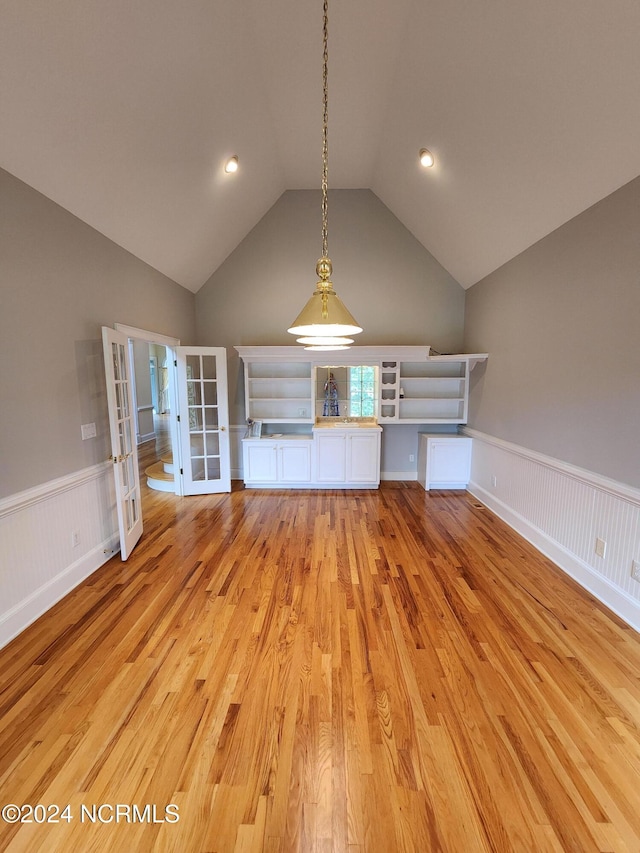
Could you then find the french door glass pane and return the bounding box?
[126,494,138,530]
[118,344,128,384]
[203,382,218,405]
[190,434,205,456]
[189,408,203,431]
[127,457,136,493]
[205,433,220,456]
[121,459,130,491]
[207,458,221,479]
[187,381,202,406]
[112,343,120,379]
[186,355,201,379]
[202,356,217,379]
[204,407,219,428]
[130,495,138,525]
[191,459,206,481]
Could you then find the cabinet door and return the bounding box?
[316,433,347,482]
[348,432,380,483]
[279,443,312,482]
[428,439,471,487]
[244,442,277,482]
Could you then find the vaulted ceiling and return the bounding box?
[2,0,640,292]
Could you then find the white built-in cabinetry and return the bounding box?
[245,361,313,422]
[242,428,381,488]
[236,346,487,426]
[417,434,472,490]
[236,347,487,490]
[243,436,313,485]
[380,358,473,423]
[315,428,381,486]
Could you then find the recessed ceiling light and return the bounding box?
[419,148,434,168]
[224,155,239,174]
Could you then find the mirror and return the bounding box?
[315,365,378,419]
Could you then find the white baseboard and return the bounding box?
[465,429,640,633]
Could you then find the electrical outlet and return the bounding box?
[81,422,96,440]
[71,531,80,548]
[491,475,497,488]
[631,560,640,583]
[409,454,415,462]
[595,537,607,558]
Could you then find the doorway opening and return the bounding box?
[115,324,180,494]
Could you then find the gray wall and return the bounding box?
[464,176,640,489]
[195,189,466,425]
[0,168,195,499]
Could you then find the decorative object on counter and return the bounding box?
[323,371,340,416]
[287,0,363,350]
[245,418,263,438]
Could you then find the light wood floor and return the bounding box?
[2,445,640,851]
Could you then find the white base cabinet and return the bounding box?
[418,434,472,490]
[242,427,381,489]
[315,428,381,486]
[243,437,313,486]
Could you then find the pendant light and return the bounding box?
[287,0,363,349]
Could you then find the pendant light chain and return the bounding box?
[286,0,363,343]
[321,0,329,261]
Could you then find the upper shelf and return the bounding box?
[235,345,488,370]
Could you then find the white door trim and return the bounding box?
[114,324,180,348]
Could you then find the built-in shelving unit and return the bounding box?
[379,359,469,424]
[380,361,399,421]
[245,360,313,423]
[236,346,487,427]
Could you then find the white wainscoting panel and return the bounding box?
[0,463,119,649]
[464,428,640,632]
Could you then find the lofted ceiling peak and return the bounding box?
[2,0,640,292]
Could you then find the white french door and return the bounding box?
[174,347,231,495]
[102,326,143,560]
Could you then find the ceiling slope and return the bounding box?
[2,0,640,291]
